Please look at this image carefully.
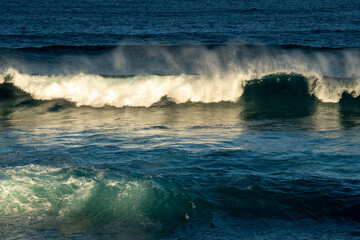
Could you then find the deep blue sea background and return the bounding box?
[1,0,360,48]
[0,0,360,239]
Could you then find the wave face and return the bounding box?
[1,69,360,108]
[239,74,317,119]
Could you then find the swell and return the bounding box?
[1,70,360,109]
[205,175,360,223]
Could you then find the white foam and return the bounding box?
[1,69,248,107]
[0,165,159,220]
[308,76,360,102]
[0,165,94,216]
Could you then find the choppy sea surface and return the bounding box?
[1,0,360,239]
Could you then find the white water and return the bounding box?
[1,69,248,107]
[1,68,360,107]
[0,164,158,219]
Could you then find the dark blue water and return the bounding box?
[1,0,360,48]
[1,1,360,239]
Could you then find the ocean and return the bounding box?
[1,0,360,239]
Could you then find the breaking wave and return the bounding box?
[0,164,192,236]
[1,69,360,108]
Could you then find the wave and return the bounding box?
[0,165,192,235]
[1,69,360,108]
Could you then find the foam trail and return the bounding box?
[1,69,247,107]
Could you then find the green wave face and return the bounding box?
[0,165,192,238]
